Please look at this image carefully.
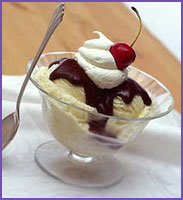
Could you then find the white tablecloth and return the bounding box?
[2,75,181,198]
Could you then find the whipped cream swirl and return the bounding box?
[75,31,128,89]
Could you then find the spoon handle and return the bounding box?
[16,3,64,116]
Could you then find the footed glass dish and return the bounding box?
[27,52,174,188]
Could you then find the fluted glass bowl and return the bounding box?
[27,52,174,188]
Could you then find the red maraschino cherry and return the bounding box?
[110,7,142,70]
[110,42,136,70]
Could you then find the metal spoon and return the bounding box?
[2,3,65,150]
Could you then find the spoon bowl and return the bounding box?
[2,112,19,150]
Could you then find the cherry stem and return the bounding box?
[130,7,142,47]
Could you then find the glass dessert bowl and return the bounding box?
[27,52,174,188]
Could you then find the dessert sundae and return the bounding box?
[28,5,174,188]
[33,7,154,149]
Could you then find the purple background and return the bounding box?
[1,0,182,2]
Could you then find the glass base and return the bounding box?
[35,141,123,188]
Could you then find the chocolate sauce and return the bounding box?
[88,120,112,138]
[49,58,152,137]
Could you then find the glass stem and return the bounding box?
[68,151,94,164]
